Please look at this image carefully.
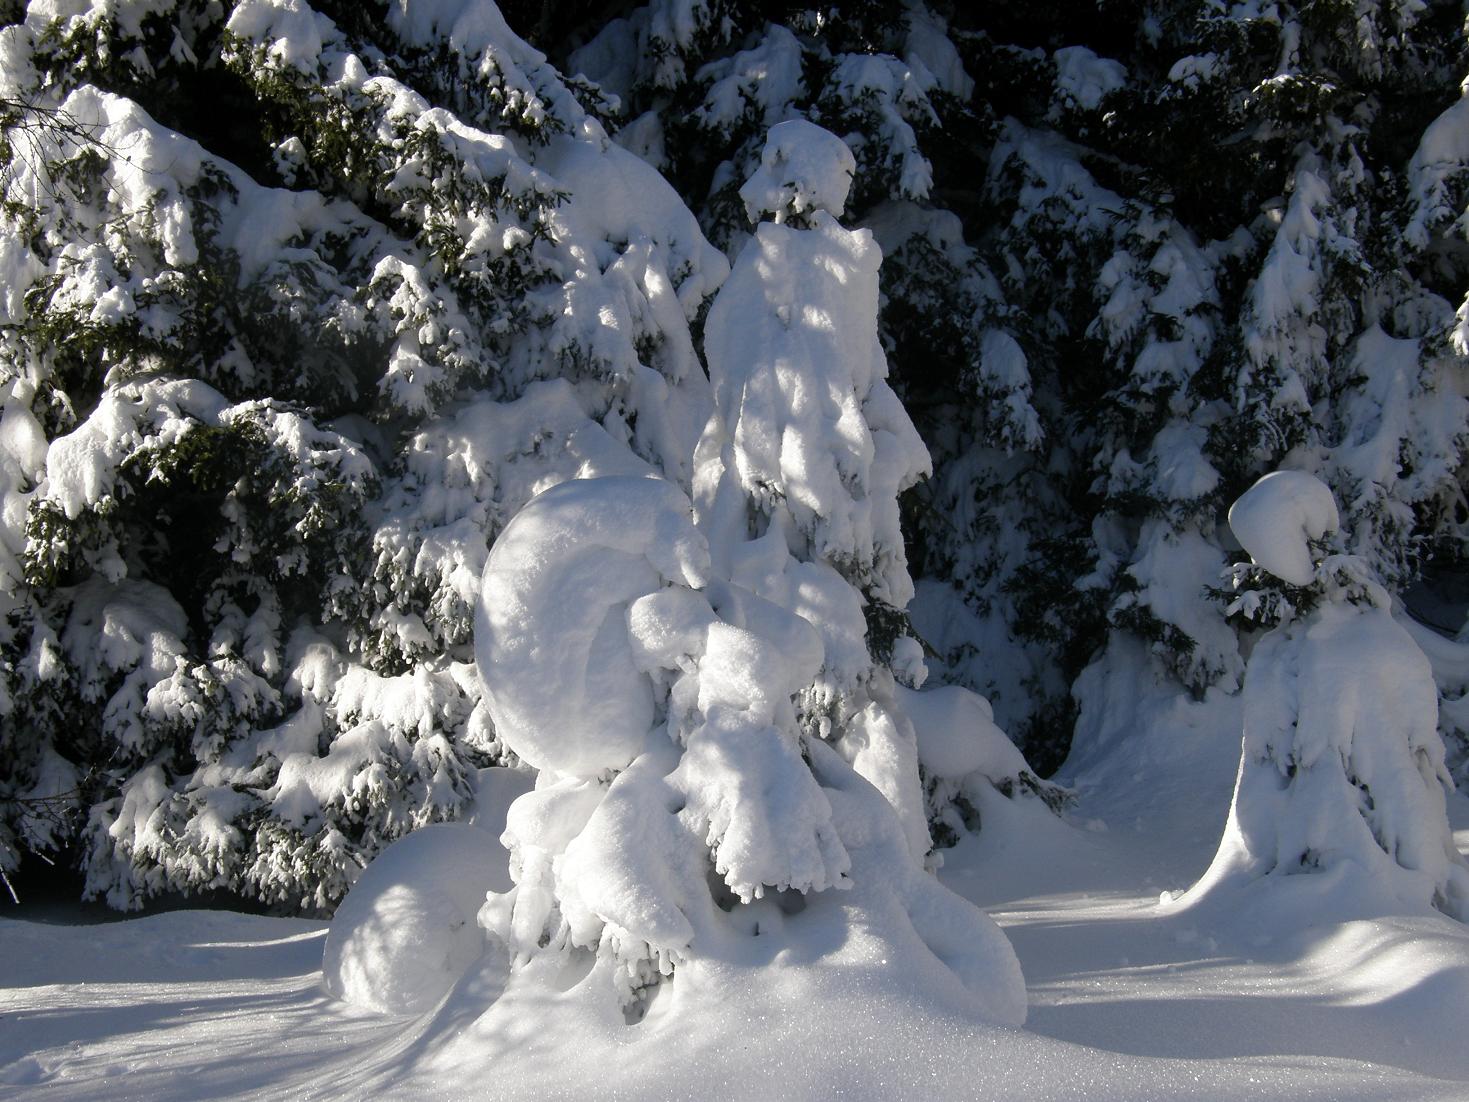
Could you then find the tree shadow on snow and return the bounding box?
[1006,902,1469,1082]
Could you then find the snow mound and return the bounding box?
[462,741,1025,1064]
[1228,470,1340,587]
[322,823,501,1015]
[739,119,857,221]
[899,683,1028,781]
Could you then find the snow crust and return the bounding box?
[1228,470,1340,587]
[9,689,1469,1100]
[471,467,1024,1021]
[905,7,973,100]
[1406,95,1469,251]
[688,25,805,144]
[384,0,592,142]
[1121,519,1243,693]
[828,53,938,200]
[1052,46,1127,113]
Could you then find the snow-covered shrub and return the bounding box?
[471,123,1027,1024]
[1178,471,1469,924]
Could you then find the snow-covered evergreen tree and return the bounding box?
[1063,0,1469,774]
[1177,471,1469,922]
[470,117,1028,1023]
[871,0,1469,775]
[557,0,1083,775]
[0,0,726,909]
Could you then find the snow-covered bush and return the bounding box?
[1178,471,1469,924]
[470,122,1027,1023]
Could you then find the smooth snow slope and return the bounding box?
[5,712,1469,1101]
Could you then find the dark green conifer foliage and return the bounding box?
[551,0,1469,777]
[0,0,722,908]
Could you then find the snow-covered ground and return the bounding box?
[6,723,1469,1101]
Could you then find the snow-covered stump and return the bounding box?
[1174,471,1469,926]
[457,121,1026,1031]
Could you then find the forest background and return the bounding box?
[2,0,1468,926]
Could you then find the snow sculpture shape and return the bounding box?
[1177,475,1469,924]
[470,119,1026,1029]
[477,476,855,994]
[1228,470,1341,587]
[474,476,710,776]
[474,473,1026,1025]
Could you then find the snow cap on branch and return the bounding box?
[475,476,710,777]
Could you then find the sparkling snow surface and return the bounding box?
[6,705,1469,1101]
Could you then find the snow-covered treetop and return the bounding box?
[702,176,930,609]
[1228,470,1340,588]
[738,119,856,223]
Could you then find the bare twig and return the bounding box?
[0,93,110,198]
